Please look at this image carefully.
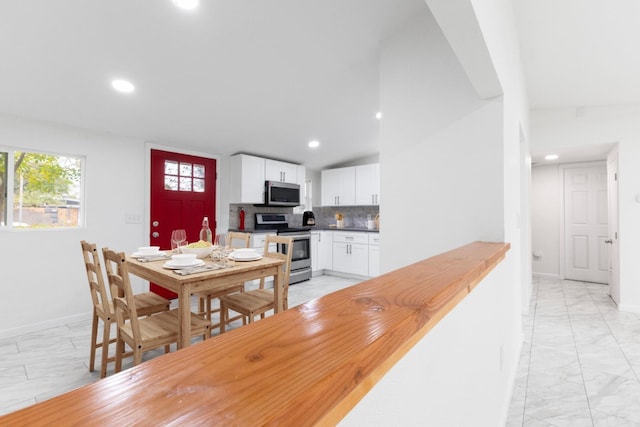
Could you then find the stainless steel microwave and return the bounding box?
[264,180,300,207]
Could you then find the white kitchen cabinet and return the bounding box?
[321,167,356,206]
[229,154,265,204]
[311,230,333,273]
[251,232,277,253]
[230,155,304,204]
[265,159,298,184]
[368,233,380,277]
[311,231,319,272]
[355,163,380,205]
[318,230,333,270]
[332,232,368,276]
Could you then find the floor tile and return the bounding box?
[0,275,358,416]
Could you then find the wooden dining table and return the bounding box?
[126,253,285,348]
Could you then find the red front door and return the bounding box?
[150,149,216,298]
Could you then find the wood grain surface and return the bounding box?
[0,241,509,426]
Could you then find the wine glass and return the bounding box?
[213,233,226,249]
[171,229,187,252]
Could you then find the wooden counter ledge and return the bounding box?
[1,241,510,426]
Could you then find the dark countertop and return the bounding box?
[229,227,379,233]
[313,226,379,233]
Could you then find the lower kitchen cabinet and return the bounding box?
[312,230,333,273]
[318,231,333,270]
[313,230,379,278]
[332,242,368,276]
[311,232,319,272]
[332,232,369,277]
[368,233,380,277]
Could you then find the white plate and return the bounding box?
[228,253,262,262]
[162,259,205,269]
[132,251,166,258]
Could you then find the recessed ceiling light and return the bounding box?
[111,79,135,94]
[308,140,320,148]
[545,154,559,161]
[172,0,199,10]
[375,112,382,120]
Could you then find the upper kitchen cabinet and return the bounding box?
[355,163,380,205]
[229,154,305,204]
[321,163,380,206]
[229,154,265,204]
[265,159,299,184]
[321,167,356,206]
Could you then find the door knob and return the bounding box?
[604,239,613,244]
[152,232,160,238]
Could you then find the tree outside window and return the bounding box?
[0,150,82,229]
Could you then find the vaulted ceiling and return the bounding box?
[0,0,426,170]
[0,1,637,169]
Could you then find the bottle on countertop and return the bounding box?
[199,216,212,243]
[239,208,245,230]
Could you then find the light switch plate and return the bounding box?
[125,213,143,224]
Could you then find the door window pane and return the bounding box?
[164,175,178,191]
[193,164,205,178]
[179,162,192,177]
[164,159,206,193]
[165,160,178,175]
[179,176,192,192]
[193,178,205,192]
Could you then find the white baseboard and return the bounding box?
[323,270,369,281]
[616,304,640,313]
[0,311,92,341]
[532,272,560,279]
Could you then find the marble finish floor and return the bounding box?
[0,275,359,416]
[507,277,640,426]
[4,274,640,424]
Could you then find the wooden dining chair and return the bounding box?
[195,231,251,332]
[81,241,171,378]
[219,235,293,333]
[80,240,116,379]
[102,248,211,372]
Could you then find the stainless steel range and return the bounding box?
[255,213,312,284]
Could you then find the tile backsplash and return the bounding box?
[312,206,379,229]
[229,204,379,230]
[229,204,380,230]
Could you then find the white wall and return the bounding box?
[531,164,561,277]
[366,0,529,423]
[379,10,503,269]
[342,261,510,426]
[0,115,148,337]
[531,105,640,311]
[0,116,229,338]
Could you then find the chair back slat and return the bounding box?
[102,248,141,339]
[227,231,251,249]
[80,240,111,314]
[261,235,293,308]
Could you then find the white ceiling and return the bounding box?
[514,0,640,164]
[0,0,426,170]
[0,1,636,169]
[514,0,640,109]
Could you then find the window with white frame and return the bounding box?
[0,149,83,229]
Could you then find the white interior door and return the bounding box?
[607,151,620,302]
[564,164,609,284]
